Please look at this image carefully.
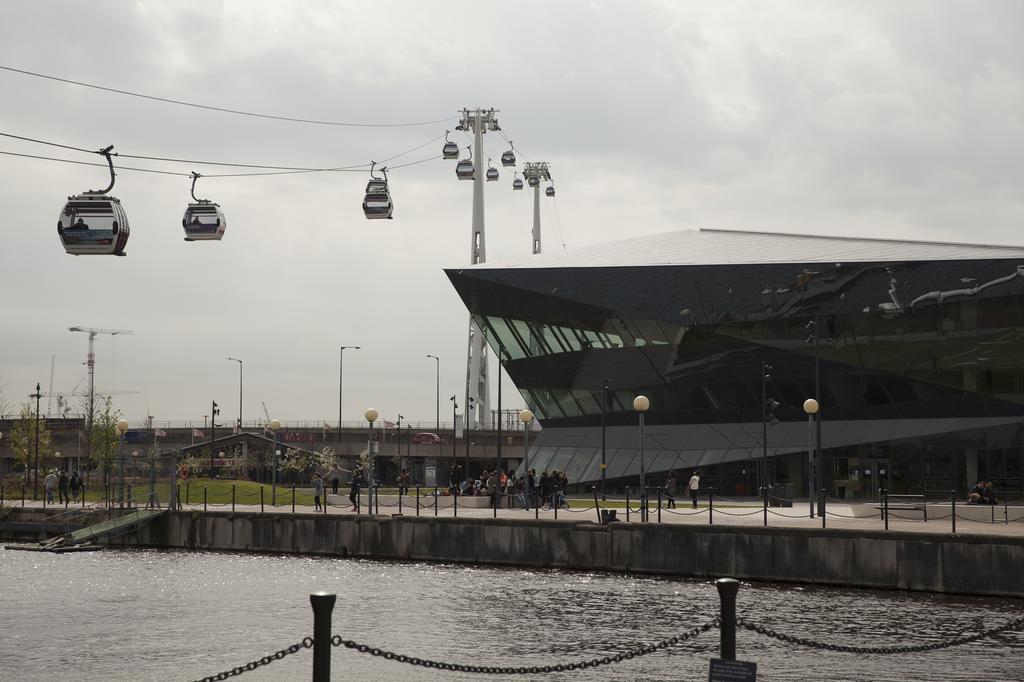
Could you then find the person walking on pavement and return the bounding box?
[349,469,363,512]
[312,473,324,511]
[664,471,677,509]
[44,470,58,505]
[58,470,70,505]
[687,470,701,509]
[69,472,82,503]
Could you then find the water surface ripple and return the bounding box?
[1,546,1021,681]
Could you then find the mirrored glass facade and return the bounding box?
[447,252,1024,499]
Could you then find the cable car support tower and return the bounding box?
[522,162,551,254]
[456,108,500,429]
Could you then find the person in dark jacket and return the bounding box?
[349,469,364,511]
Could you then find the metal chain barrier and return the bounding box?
[330,618,719,674]
[193,637,313,681]
[737,615,1024,654]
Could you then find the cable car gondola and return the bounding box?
[455,147,475,180]
[363,164,394,219]
[527,175,540,188]
[512,173,523,190]
[442,130,459,160]
[500,142,516,167]
[486,161,499,182]
[182,172,227,241]
[57,145,129,256]
[546,185,556,197]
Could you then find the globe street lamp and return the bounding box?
[426,355,440,431]
[803,398,819,518]
[633,396,650,522]
[30,382,42,500]
[519,409,534,510]
[269,419,281,505]
[365,408,378,512]
[116,419,129,508]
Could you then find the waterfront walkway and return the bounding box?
[14,495,1024,537]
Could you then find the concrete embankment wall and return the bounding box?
[4,509,1022,598]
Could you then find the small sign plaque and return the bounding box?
[709,658,757,682]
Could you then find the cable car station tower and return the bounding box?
[522,162,551,255]
[456,108,499,429]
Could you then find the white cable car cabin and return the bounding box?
[527,175,540,187]
[513,174,524,190]
[57,146,129,256]
[455,147,475,180]
[363,165,393,219]
[442,130,459,160]
[501,143,516,167]
[182,173,226,241]
[486,164,499,181]
[546,185,556,197]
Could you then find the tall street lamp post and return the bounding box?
[365,408,378,511]
[633,395,650,522]
[116,419,128,508]
[601,378,609,502]
[519,409,534,509]
[806,319,823,515]
[427,355,440,431]
[227,357,243,432]
[269,419,281,505]
[496,350,504,472]
[803,398,819,518]
[338,346,361,442]
[30,382,42,500]
[450,395,458,462]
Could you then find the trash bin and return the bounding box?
[600,509,618,524]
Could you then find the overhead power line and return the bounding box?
[0,130,444,174]
[0,64,457,128]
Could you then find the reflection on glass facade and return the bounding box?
[448,251,1024,499]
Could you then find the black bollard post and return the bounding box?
[762,487,768,527]
[657,489,662,523]
[203,487,207,512]
[709,491,714,526]
[626,488,630,522]
[232,485,236,512]
[21,483,25,507]
[260,486,264,513]
[593,485,602,524]
[399,486,403,515]
[375,485,379,515]
[310,592,336,682]
[434,486,438,517]
[715,578,739,661]
[951,490,956,534]
[186,481,190,506]
[454,490,458,518]
[0,483,4,507]
[820,489,827,529]
[416,485,420,517]
[883,488,889,531]
[292,484,296,514]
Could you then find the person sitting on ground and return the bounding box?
[981,481,997,506]
[968,480,985,505]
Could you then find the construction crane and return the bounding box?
[68,326,134,461]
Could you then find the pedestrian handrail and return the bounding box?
[191,580,1024,681]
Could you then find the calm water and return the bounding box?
[1,546,1022,681]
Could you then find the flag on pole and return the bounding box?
[192,429,205,438]
[323,421,333,431]
[154,428,167,438]
[384,421,397,429]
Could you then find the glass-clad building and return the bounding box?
[446,228,1024,499]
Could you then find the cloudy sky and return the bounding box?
[1,0,1022,427]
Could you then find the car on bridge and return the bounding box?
[411,432,442,445]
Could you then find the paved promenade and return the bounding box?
[14,496,1024,538]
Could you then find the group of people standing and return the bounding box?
[663,471,701,509]
[41,470,85,505]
